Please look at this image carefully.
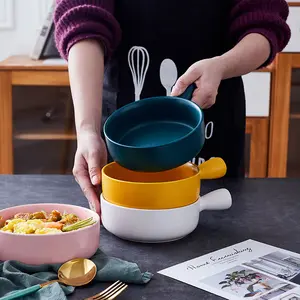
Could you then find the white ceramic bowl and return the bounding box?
[101,188,232,243]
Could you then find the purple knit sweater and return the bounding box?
[54,0,291,66]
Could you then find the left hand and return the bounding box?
[171,56,226,109]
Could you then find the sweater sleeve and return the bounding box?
[54,0,122,61]
[229,0,291,67]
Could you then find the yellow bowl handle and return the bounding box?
[198,157,227,179]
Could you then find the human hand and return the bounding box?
[171,56,226,109]
[73,131,107,215]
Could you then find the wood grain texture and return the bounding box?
[288,2,300,6]
[291,53,300,68]
[14,133,76,140]
[0,71,13,174]
[268,53,292,177]
[0,55,273,72]
[12,71,69,86]
[246,118,269,178]
[0,56,67,71]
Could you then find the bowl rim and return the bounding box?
[103,96,204,149]
[101,193,200,212]
[0,203,100,237]
[102,161,200,185]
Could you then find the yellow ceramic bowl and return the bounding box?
[101,157,227,209]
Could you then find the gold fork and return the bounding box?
[84,281,128,300]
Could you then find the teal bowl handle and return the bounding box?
[178,83,197,100]
[0,284,41,300]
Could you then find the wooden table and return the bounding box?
[0,55,272,177]
[0,55,69,174]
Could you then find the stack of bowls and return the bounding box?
[101,85,232,243]
[101,158,232,243]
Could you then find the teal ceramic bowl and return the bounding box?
[103,85,205,172]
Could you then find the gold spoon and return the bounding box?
[0,258,97,300]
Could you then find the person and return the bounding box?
[54,0,291,212]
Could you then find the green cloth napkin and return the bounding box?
[0,249,153,300]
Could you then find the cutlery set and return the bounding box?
[1,279,127,300]
[84,281,128,300]
[0,258,127,300]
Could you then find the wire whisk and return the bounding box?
[128,46,150,101]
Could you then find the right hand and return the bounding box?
[73,131,107,214]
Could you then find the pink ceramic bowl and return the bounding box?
[0,203,100,265]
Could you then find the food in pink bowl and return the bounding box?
[0,203,100,265]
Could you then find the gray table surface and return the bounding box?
[0,175,300,300]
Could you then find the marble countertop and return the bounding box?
[0,175,300,300]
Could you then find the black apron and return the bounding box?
[109,0,246,177]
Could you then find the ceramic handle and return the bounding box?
[198,157,227,179]
[178,83,197,100]
[0,284,41,300]
[199,188,232,212]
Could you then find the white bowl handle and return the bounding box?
[199,188,232,212]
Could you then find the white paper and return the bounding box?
[158,240,300,300]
